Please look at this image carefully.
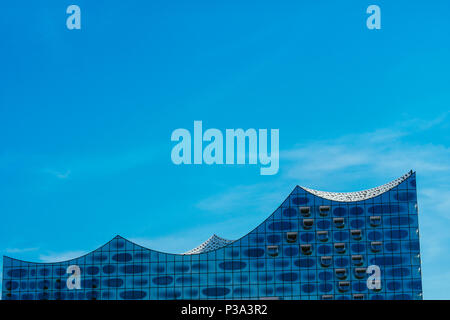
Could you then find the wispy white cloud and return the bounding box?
[129,213,277,254]
[196,183,287,215]
[197,114,450,213]
[129,236,201,254]
[2,147,156,183]
[39,250,87,263]
[44,169,71,179]
[5,247,39,254]
[285,116,450,299]
[421,270,450,300]
[66,148,155,177]
[194,113,450,298]
[280,115,450,192]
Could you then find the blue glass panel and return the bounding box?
[103,265,116,274]
[202,287,230,297]
[317,220,331,229]
[121,264,147,274]
[277,272,299,282]
[395,192,416,201]
[318,271,333,281]
[104,278,124,288]
[370,256,404,266]
[86,266,99,275]
[218,261,246,270]
[369,204,406,214]
[294,258,315,268]
[292,197,309,205]
[300,232,314,242]
[244,248,265,258]
[152,276,173,286]
[268,221,296,231]
[112,253,132,262]
[283,208,297,217]
[349,207,363,215]
[267,234,281,244]
[120,290,147,300]
[385,229,408,239]
[333,207,347,216]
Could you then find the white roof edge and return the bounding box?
[300,171,413,202]
[184,234,234,255]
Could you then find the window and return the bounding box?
[351,255,364,266]
[350,229,362,240]
[321,295,333,300]
[353,294,365,300]
[333,217,345,228]
[299,207,311,217]
[317,231,329,242]
[335,268,347,280]
[267,245,279,257]
[370,216,382,227]
[320,256,332,267]
[319,206,330,216]
[354,267,367,279]
[334,243,346,254]
[286,232,298,243]
[300,244,312,255]
[303,219,314,230]
[370,241,382,253]
[338,281,350,292]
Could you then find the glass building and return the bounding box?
[2,171,422,300]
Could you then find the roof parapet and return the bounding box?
[300,171,413,202]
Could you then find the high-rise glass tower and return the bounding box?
[2,171,422,300]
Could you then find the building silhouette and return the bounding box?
[2,171,422,300]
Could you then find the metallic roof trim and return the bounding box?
[184,234,234,255]
[300,171,413,202]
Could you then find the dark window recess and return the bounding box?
[351,255,364,266]
[267,245,279,257]
[334,243,346,254]
[319,206,330,216]
[299,207,311,217]
[338,281,350,292]
[370,241,383,253]
[320,256,333,267]
[350,229,362,240]
[353,294,365,300]
[335,268,347,280]
[317,231,329,242]
[286,232,298,243]
[303,219,314,230]
[370,216,382,227]
[321,295,333,300]
[300,244,313,255]
[333,217,345,228]
[354,267,367,279]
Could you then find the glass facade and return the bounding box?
[2,172,422,300]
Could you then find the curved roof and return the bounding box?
[3,171,415,264]
[184,234,234,254]
[300,171,413,202]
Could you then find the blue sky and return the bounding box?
[0,0,449,299]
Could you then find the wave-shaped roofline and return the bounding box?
[184,234,234,255]
[300,170,414,202]
[3,171,414,264]
[3,184,298,263]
